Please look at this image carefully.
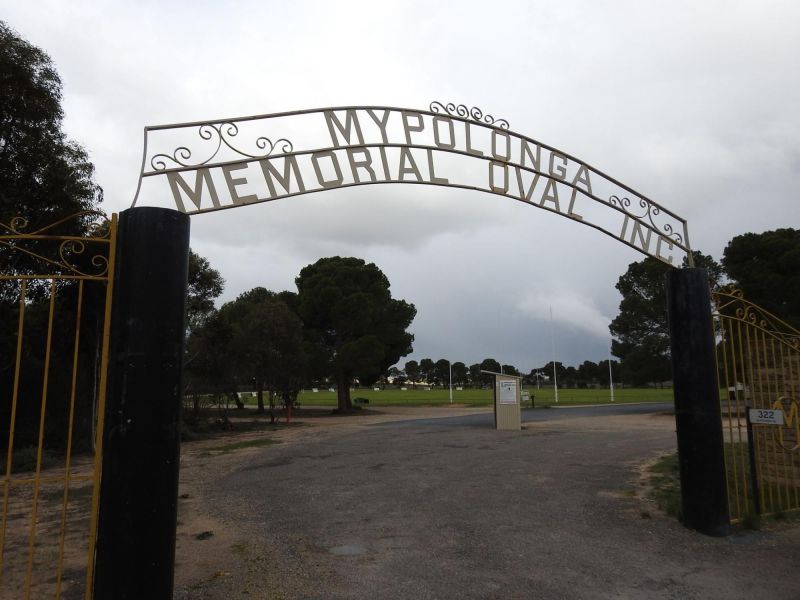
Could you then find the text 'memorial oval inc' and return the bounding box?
[131,102,692,266]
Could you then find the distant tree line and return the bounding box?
[389,357,621,389]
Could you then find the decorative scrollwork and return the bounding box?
[58,239,110,277]
[429,101,510,130]
[6,216,29,234]
[712,288,800,352]
[0,211,112,278]
[608,195,683,245]
[149,122,293,171]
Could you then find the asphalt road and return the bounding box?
[376,402,675,429]
[188,404,800,599]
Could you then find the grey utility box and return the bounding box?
[482,371,522,431]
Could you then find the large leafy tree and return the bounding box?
[184,308,236,415]
[223,287,305,413]
[722,228,800,328]
[451,361,468,387]
[296,257,416,412]
[540,361,566,386]
[0,21,101,231]
[186,249,224,332]
[187,287,305,414]
[419,358,435,384]
[404,360,421,386]
[468,363,482,387]
[183,250,225,416]
[1,23,103,453]
[609,251,723,386]
[478,358,502,385]
[434,359,450,386]
[577,361,600,385]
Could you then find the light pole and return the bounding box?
[608,352,615,402]
[449,360,453,404]
[550,306,559,403]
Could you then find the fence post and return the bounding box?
[665,267,730,536]
[93,207,190,598]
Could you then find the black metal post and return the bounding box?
[665,267,730,536]
[744,406,762,516]
[93,207,190,599]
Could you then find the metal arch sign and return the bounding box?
[131,102,692,266]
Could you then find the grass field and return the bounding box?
[236,386,674,407]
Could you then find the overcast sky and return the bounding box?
[3,1,798,372]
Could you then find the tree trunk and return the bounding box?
[268,390,275,424]
[337,375,352,412]
[256,381,265,413]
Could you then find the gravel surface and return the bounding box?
[174,406,800,599]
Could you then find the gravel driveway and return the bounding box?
[174,405,800,599]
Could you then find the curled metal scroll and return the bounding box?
[712,288,800,352]
[150,122,293,171]
[0,211,112,277]
[429,101,510,130]
[609,195,683,245]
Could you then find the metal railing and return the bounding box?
[0,212,116,599]
[713,288,800,523]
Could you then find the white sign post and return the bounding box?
[483,370,521,431]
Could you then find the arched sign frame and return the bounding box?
[131,102,693,266]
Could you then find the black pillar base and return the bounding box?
[93,207,190,599]
[666,268,730,536]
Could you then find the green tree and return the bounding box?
[419,358,435,384]
[597,359,621,387]
[609,251,722,386]
[525,368,546,387]
[295,257,416,412]
[183,250,226,416]
[387,366,403,385]
[468,363,482,387]
[479,358,501,385]
[0,21,101,234]
[184,308,236,416]
[404,360,421,386]
[540,361,566,386]
[186,249,224,332]
[434,359,450,386]
[1,23,104,453]
[451,361,468,386]
[722,228,800,327]
[223,288,306,413]
[501,364,519,377]
[577,361,600,386]
[480,358,501,372]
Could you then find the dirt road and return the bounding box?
[173,406,800,599]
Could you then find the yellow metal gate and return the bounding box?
[713,289,800,523]
[0,212,116,599]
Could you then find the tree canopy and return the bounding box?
[609,251,722,386]
[186,249,225,332]
[295,257,416,411]
[0,21,101,230]
[722,228,800,327]
[1,23,104,452]
[186,286,305,415]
